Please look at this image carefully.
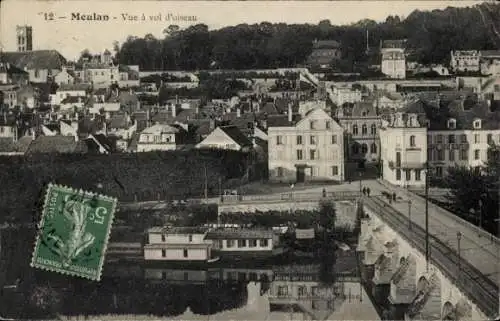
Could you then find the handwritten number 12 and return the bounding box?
[44,12,55,21]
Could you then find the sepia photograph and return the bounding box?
[0,0,499,320]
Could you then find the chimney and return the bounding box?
[288,103,293,123]
[236,108,241,118]
[171,104,177,118]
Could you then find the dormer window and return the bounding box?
[473,119,482,129]
[447,119,456,129]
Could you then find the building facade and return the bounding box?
[379,112,427,187]
[450,50,480,73]
[144,227,213,261]
[267,108,345,183]
[137,123,185,152]
[381,40,406,79]
[205,229,275,256]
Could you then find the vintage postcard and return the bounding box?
[0,0,499,320]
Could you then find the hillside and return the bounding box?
[115,3,500,70]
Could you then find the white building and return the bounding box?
[330,86,362,107]
[137,123,186,152]
[53,84,89,105]
[381,40,406,79]
[267,107,345,183]
[450,50,481,73]
[205,228,276,255]
[379,112,427,188]
[144,227,213,261]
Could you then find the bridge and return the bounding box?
[120,179,499,319]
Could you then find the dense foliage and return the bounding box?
[0,150,248,224]
[115,4,500,70]
[445,146,499,235]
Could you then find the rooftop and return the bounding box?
[1,50,67,70]
[148,226,209,234]
[218,125,252,147]
[141,123,180,134]
[205,228,274,240]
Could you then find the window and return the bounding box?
[325,121,331,129]
[161,234,166,242]
[410,135,416,147]
[310,149,316,160]
[249,239,257,248]
[396,169,401,180]
[296,135,303,145]
[298,286,307,297]
[351,145,359,154]
[427,135,432,144]
[460,134,467,143]
[226,240,235,248]
[396,152,401,167]
[259,239,268,247]
[449,150,455,161]
[297,150,303,160]
[437,149,445,161]
[474,134,480,144]
[161,249,166,257]
[277,167,284,177]
[459,149,468,161]
[361,124,368,135]
[352,124,358,135]
[473,120,481,129]
[183,249,188,258]
[435,167,443,177]
[238,239,247,248]
[495,84,500,92]
[448,135,455,144]
[310,135,317,145]
[310,120,316,129]
[34,69,40,78]
[361,144,368,154]
[188,235,193,242]
[311,167,319,177]
[331,166,338,176]
[370,143,377,154]
[415,170,421,181]
[276,136,283,145]
[277,286,288,296]
[436,135,443,143]
[370,124,377,135]
[474,149,480,160]
[447,119,456,129]
[487,134,493,144]
[331,135,337,144]
[405,170,411,181]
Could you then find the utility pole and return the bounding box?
[457,232,462,284]
[204,163,208,200]
[408,199,412,230]
[425,164,430,271]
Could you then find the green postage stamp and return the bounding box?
[31,183,117,281]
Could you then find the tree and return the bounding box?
[78,49,92,63]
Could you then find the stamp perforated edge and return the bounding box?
[30,183,118,281]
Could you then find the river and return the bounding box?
[0,226,396,320]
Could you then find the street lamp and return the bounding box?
[457,231,462,283]
[408,199,412,230]
[424,164,432,271]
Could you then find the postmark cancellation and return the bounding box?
[30,183,117,281]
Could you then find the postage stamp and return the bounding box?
[31,183,117,281]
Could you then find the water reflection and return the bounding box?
[0,228,381,320]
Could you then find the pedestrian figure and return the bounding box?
[367,187,371,197]
[322,188,327,198]
[392,192,396,201]
[362,187,367,196]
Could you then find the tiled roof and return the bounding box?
[351,101,377,117]
[0,137,16,153]
[260,102,279,115]
[480,50,500,58]
[0,62,28,75]
[108,114,129,129]
[219,125,252,147]
[141,123,179,134]
[205,228,274,240]
[175,108,198,122]
[16,136,34,153]
[78,116,104,135]
[151,110,174,124]
[312,40,341,49]
[26,136,87,154]
[58,83,90,92]
[1,50,67,70]
[61,96,85,104]
[381,39,406,49]
[266,114,301,127]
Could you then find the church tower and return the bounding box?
[16,25,33,52]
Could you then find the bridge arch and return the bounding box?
[442,301,455,320]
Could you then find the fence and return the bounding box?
[220,191,360,203]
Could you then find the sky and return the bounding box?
[0,0,484,61]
